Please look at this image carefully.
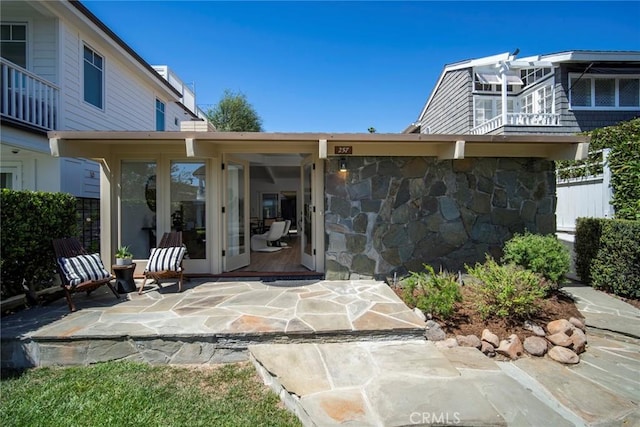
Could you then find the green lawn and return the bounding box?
[1,361,301,427]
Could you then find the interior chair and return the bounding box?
[277,219,292,246]
[138,231,187,294]
[250,221,286,252]
[53,237,119,312]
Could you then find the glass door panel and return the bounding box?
[121,161,156,258]
[224,157,249,271]
[170,161,207,260]
[301,157,314,270]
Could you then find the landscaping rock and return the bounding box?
[524,336,548,357]
[456,334,481,349]
[547,319,574,335]
[569,316,585,331]
[496,334,524,360]
[434,338,459,349]
[413,307,426,322]
[570,328,587,354]
[424,320,446,341]
[548,346,579,364]
[524,320,546,337]
[481,329,500,348]
[547,332,573,348]
[480,341,496,357]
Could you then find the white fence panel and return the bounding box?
[556,149,613,232]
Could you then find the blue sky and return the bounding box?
[84,1,640,133]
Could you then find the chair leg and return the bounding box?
[177,273,183,293]
[138,276,148,295]
[63,287,76,312]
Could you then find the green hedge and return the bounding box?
[1,189,78,301]
[575,217,640,298]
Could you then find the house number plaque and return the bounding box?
[335,146,353,155]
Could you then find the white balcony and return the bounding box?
[1,59,59,131]
[471,112,560,135]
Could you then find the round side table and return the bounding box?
[112,263,137,293]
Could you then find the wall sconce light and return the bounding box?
[339,157,348,172]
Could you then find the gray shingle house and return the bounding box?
[407,51,640,136]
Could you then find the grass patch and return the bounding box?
[1,361,301,427]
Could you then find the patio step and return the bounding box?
[1,279,426,368]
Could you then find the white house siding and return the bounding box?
[165,103,191,131]
[419,69,473,134]
[59,22,169,131]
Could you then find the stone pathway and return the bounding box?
[1,279,424,368]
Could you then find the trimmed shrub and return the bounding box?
[575,217,605,284]
[502,232,570,287]
[466,257,548,320]
[1,189,78,301]
[401,264,462,319]
[590,219,640,299]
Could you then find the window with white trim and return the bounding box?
[473,97,514,126]
[83,45,103,109]
[522,84,553,115]
[155,99,165,131]
[0,23,27,68]
[570,74,640,109]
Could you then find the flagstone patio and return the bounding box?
[1,279,426,368]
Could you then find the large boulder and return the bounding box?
[524,336,548,357]
[570,328,587,354]
[547,331,573,347]
[424,320,446,341]
[456,334,482,349]
[547,319,574,335]
[481,329,500,348]
[496,334,524,360]
[548,346,579,364]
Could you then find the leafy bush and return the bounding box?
[502,232,570,286]
[400,264,462,319]
[466,257,548,320]
[590,219,640,299]
[1,189,78,300]
[575,217,604,284]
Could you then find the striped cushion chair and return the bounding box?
[138,231,186,294]
[53,237,119,312]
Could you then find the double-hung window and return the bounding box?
[0,23,27,68]
[570,74,640,109]
[155,99,165,131]
[83,45,103,109]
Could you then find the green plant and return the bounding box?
[115,245,133,259]
[502,232,570,286]
[1,189,77,301]
[590,219,640,299]
[575,217,604,284]
[400,264,462,319]
[466,257,548,320]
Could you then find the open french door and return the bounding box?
[300,156,315,270]
[223,156,250,271]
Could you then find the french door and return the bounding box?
[300,156,315,270]
[223,156,250,271]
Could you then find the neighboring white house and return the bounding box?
[0,0,205,197]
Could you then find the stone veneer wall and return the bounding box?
[324,156,556,280]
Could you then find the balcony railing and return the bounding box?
[471,112,560,135]
[1,58,59,130]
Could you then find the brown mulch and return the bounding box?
[393,284,584,341]
[439,286,583,340]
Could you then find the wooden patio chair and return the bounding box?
[138,231,186,294]
[53,237,119,312]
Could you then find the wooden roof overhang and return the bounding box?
[48,131,589,161]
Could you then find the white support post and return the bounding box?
[501,69,508,127]
[602,148,614,218]
[319,139,327,159]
